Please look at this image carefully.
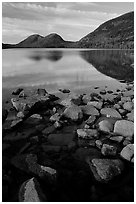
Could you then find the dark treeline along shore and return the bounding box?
[2,10,134,202]
[3,11,134,49]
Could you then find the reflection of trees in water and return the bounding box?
[29,50,63,62]
[80,50,134,83]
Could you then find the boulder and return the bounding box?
[19,177,46,202]
[100,108,121,118]
[98,120,114,133]
[114,120,134,137]
[77,129,98,139]
[87,159,124,183]
[120,144,134,162]
[101,144,117,156]
[63,105,83,121]
[81,105,99,116]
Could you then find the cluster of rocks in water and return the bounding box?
[2,85,134,201]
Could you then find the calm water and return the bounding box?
[2,49,134,93]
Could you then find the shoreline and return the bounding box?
[2,83,134,202]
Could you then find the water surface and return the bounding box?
[2,49,134,93]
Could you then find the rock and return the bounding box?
[123,90,134,98]
[10,118,23,128]
[98,120,114,133]
[123,139,131,146]
[121,96,131,103]
[2,109,8,123]
[118,109,126,115]
[82,94,92,104]
[17,111,25,118]
[37,88,48,96]
[101,144,117,156]
[30,114,42,119]
[107,90,113,94]
[85,115,96,126]
[77,129,98,139]
[42,125,56,135]
[120,144,134,162]
[87,101,103,109]
[12,88,23,95]
[59,88,70,93]
[11,98,30,112]
[114,104,121,110]
[81,105,99,116]
[123,102,133,111]
[87,159,124,183]
[59,98,73,107]
[100,108,121,118]
[100,89,106,95]
[95,140,103,149]
[50,113,61,122]
[54,121,62,129]
[114,120,134,137]
[63,105,83,122]
[19,90,27,98]
[110,136,123,143]
[48,133,75,146]
[84,124,90,129]
[127,110,134,122]
[69,93,82,105]
[19,177,46,202]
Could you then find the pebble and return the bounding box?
[98,120,114,133]
[100,108,121,118]
[81,105,99,116]
[63,105,83,121]
[77,129,98,139]
[123,102,133,111]
[114,120,134,137]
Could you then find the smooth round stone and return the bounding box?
[81,105,99,116]
[120,144,134,162]
[63,105,83,121]
[123,102,133,111]
[100,108,121,118]
[98,120,114,133]
[114,120,134,137]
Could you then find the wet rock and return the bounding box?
[12,88,23,95]
[101,144,117,156]
[100,108,121,118]
[11,98,30,112]
[19,177,47,202]
[95,140,103,149]
[123,139,131,146]
[118,108,127,116]
[77,129,98,139]
[63,105,83,122]
[98,120,114,133]
[30,114,42,119]
[120,144,134,162]
[82,94,92,104]
[100,89,106,95]
[87,101,103,109]
[50,113,61,122]
[123,102,133,111]
[48,133,75,146]
[110,136,123,143]
[87,159,124,183]
[54,121,62,129]
[114,120,134,137]
[81,105,99,116]
[2,109,8,123]
[85,115,96,126]
[59,88,70,93]
[37,88,48,96]
[127,110,134,122]
[42,125,56,135]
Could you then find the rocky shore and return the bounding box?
[2,84,134,202]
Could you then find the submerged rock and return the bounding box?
[77,129,98,139]
[19,177,46,202]
[48,133,75,146]
[101,144,117,156]
[87,159,124,183]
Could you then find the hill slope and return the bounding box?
[2,11,134,49]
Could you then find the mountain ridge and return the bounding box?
[2,11,134,49]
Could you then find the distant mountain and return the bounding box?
[2,11,134,49]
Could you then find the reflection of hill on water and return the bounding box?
[29,50,63,62]
[80,50,134,83]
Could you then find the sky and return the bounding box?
[2,2,134,44]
